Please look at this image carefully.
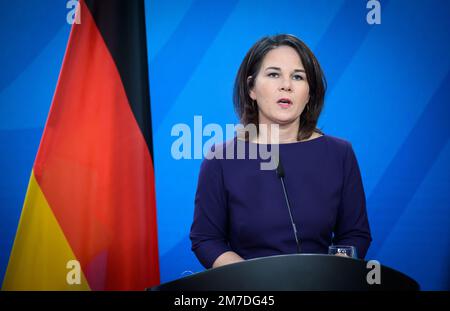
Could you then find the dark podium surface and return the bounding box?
[150,254,419,291]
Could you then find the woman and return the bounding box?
[190,34,372,269]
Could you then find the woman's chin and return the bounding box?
[269,115,299,126]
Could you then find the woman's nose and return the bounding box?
[279,78,292,92]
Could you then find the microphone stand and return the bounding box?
[276,158,301,254]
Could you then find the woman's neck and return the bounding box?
[255,120,300,144]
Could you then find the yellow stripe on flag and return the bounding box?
[2,171,91,290]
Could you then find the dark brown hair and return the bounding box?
[233,34,326,141]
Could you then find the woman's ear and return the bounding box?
[247,76,256,100]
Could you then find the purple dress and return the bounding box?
[190,134,372,268]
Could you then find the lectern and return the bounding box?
[149,254,419,291]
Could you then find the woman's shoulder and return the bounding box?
[204,138,237,160]
[200,138,236,171]
[321,134,361,169]
[322,134,352,149]
[294,131,352,151]
[318,134,356,162]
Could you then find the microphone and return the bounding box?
[276,157,301,254]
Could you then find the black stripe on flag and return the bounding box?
[84,0,154,158]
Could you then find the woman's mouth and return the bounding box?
[277,98,292,108]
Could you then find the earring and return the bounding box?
[252,100,257,110]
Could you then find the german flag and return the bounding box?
[2,0,159,290]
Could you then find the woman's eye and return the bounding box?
[268,72,279,78]
[293,74,304,80]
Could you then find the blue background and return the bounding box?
[0,0,449,290]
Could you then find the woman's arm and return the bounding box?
[333,142,372,258]
[190,153,237,268]
[212,251,244,268]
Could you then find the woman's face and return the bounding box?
[249,45,310,126]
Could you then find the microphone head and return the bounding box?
[276,158,285,178]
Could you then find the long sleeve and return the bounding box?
[190,157,232,268]
[332,142,372,258]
